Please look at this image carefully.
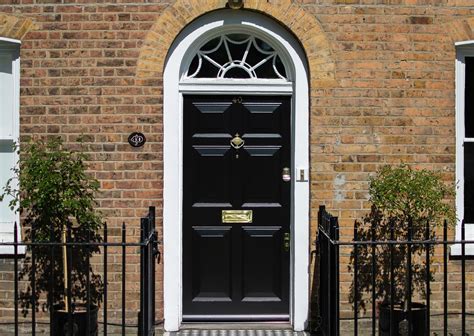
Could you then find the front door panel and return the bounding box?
[183,95,291,320]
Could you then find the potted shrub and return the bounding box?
[1,137,103,335]
[349,165,455,335]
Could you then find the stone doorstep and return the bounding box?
[166,330,309,336]
[163,324,310,336]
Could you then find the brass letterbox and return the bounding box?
[221,210,253,223]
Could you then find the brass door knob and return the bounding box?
[283,232,290,252]
[282,167,291,182]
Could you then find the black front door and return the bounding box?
[183,95,291,320]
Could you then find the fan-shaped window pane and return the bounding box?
[185,33,288,80]
[224,67,252,79]
[254,59,277,78]
[202,37,221,52]
[188,55,200,78]
[255,38,273,53]
[274,56,287,78]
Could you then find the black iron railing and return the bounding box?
[315,205,473,336]
[0,206,160,336]
[316,205,340,335]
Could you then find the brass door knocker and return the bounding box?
[230,133,244,158]
[230,133,244,149]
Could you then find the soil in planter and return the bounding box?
[52,304,98,336]
[379,302,427,336]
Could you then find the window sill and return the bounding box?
[0,137,14,142]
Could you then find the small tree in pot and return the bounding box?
[1,137,103,335]
[348,165,455,335]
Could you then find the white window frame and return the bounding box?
[0,37,21,254]
[163,10,309,331]
[454,41,474,255]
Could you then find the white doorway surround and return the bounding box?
[163,9,310,331]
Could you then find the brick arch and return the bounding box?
[440,17,474,43]
[0,13,36,41]
[136,0,337,87]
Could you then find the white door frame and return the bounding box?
[162,9,310,331]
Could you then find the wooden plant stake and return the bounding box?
[62,226,69,313]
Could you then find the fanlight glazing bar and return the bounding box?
[185,34,289,80]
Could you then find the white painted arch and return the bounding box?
[163,9,310,331]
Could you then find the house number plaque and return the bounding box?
[128,132,146,147]
[222,210,253,223]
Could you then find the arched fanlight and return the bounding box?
[185,33,288,80]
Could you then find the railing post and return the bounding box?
[149,206,156,336]
[13,222,18,336]
[318,205,325,232]
[371,220,376,336]
[31,223,36,336]
[333,216,340,336]
[390,221,395,336]
[121,222,126,336]
[103,223,108,336]
[425,220,431,336]
[327,214,332,336]
[407,218,413,336]
[66,226,73,336]
[353,222,358,336]
[139,217,147,336]
[317,205,329,335]
[461,220,466,336]
[443,220,448,336]
[139,207,157,336]
[86,230,91,336]
[49,223,54,336]
[316,206,340,336]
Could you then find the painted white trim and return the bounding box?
[163,9,309,331]
[0,40,21,254]
[453,43,474,256]
[179,81,293,94]
[0,37,21,45]
[456,40,474,47]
